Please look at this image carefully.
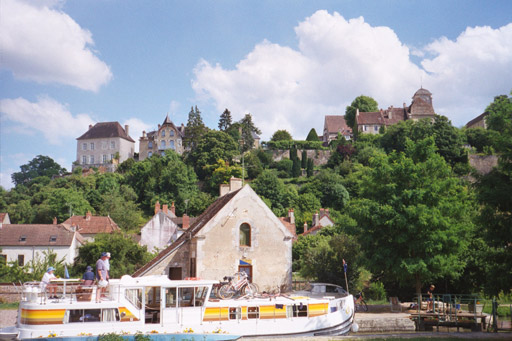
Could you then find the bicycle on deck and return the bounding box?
[217,272,258,299]
[354,291,368,312]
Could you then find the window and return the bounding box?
[82,156,87,164]
[67,309,119,323]
[170,140,175,150]
[178,139,181,146]
[49,235,57,242]
[19,235,27,242]
[170,130,175,137]
[102,155,107,163]
[90,143,94,150]
[148,141,153,149]
[240,223,251,246]
[178,287,194,307]
[110,154,114,160]
[160,140,166,149]
[165,288,177,308]
[148,151,152,158]
[102,141,107,149]
[18,255,24,266]
[229,307,242,320]
[161,130,165,137]
[363,125,368,131]
[110,141,115,149]
[286,304,308,317]
[90,155,94,164]
[82,143,87,150]
[248,306,259,319]
[168,267,182,280]
[374,125,379,132]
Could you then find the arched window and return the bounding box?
[239,223,251,246]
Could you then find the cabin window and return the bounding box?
[178,287,194,307]
[66,308,119,323]
[125,289,142,309]
[247,306,259,319]
[165,288,177,308]
[287,304,308,317]
[194,286,208,306]
[229,307,242,320]
[239,223,251,246]
[145,287,161,308]
[18,255,24,266]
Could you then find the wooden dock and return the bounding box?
[411,311,488,332]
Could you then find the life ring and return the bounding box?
[184,277,200,280]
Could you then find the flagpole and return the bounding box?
[343,259,349,293]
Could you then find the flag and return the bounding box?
[64,265,70,279]
[343,259,347,273]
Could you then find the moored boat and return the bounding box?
[0,275,355,339]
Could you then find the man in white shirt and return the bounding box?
[41,267,57,298]
[105,252,111,278]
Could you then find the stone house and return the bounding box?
[302,208,335,236]
[140,202,196,253]
[323,115,352,143]
[139,115,185,160]
[465,112,488,129]
[63,211,121,242]
[133,178,295,291]
[355,88,437,135]
[74,122,135,172]
[0,222,84,266]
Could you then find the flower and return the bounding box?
[150,330,159,334]
[183,328,194,333]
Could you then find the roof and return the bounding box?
[302,225,323,236]
[356,107,406,126]
[63,213,121,235]
[324,115,352,134]
[408,96,435,117]
[465,112,488,128]
[278,217,297,237]
[133,189,241,277]
[413,87,432,97]
[0,213,10,224]
[77,122,135,142]
[0,224,84,246]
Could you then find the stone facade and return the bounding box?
[133,180,294,292]
[139,115,185,160]
[74,122,135,171]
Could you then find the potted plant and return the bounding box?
[468,301,484,313]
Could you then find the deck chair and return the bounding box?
[390,296,402,312]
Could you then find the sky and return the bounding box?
[1,0,512,190]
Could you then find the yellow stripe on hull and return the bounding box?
[21,308,65,325]
[203,307,229,321]
[308,303,328,317]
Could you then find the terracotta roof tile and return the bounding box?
[324,115,352,134]
[133,189,241,277]
[63,214,121,234]
[77,122,135,143]
[0,224,83,246]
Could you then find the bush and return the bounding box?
[367,281,387,301]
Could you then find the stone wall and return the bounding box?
[469,154,498,175]
[0,283,22,303]
[271,149,331,166]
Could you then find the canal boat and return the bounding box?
[0,275,355,339]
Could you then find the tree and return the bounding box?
[299,170,349,210]
[345,95,378,130]
[239,113,262,152]
[251,170,298,216]
[301,150,307,168]
[12,155,66,186]
[270,130,292,141]
[218,108,233,131]
[184,106,208,150]
[73,233,154,278]
[185,130,239,180]
[47,187,93,223]
[204,159,243,195]
[349,137,474,294]
[485,92,512,134]
[306,158,314,177]
[306,128,320,142]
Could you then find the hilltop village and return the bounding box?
[1,88,510,301]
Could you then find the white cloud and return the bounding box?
[192,10,512,138]
[0,96,95,144]
[0,0,112,92]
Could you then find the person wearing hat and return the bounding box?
[41,267,57,298]
[82,266,95,286]
[104,252,111,278]
[95,252,109,302]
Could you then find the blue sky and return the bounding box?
[1,0,512,189]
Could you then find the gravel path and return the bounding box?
[0,309,17,328]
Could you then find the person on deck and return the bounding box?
[41,267,58,298]
[82,266,95,286]
[427,284,435,312]
[95,252,109,302]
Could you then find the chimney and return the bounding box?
[403,102,407,109]
[182,214,190,229]
[142,130,146,138]
[53,217,57,224]
[125,124,129,136]
[312,212,319,227]
[288,209,295,225]
[158,124,161,130]
[154,201,160,215]
[219,184,230,197]
[171,202,176,215]
[356,108,359,117]
[89,124,93,130]
[230,177,242,192]
[303,222,308,233]
[163,204,168,214]
[85,211,92,221]
[319,208,325,218]
[325,208,330,217]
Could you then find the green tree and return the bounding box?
[204,159,243,195]
[47,187,93,222]
[270,130,292,141]
[345,95,378,130]
[185,130,239,180]
[73,233,154,278]
[485,92,512,134]
[12,155,66,186]
[349,137,474,294]
[218,108,233,131]
[299,170,349,210]
[306,158,314,177]
[251,170,298,216]
[245,150,263,179]
[184,106,208,150]
[239,113,262,152]
[464,128,499,154]
[306,128,320,142]
[301,150,307,168]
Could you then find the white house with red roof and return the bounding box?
[63,211,121,242]
[302,208,335,236]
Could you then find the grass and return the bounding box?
[0,302,19,310]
